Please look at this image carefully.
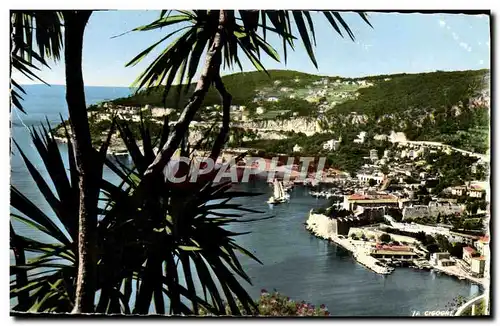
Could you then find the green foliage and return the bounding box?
[11,11,64,112]
[112,70,322,108]
[10,120,271,315]
[199,290,330,316]
[121,10,369,101]
[379,233,391,243]
[330,70,487,116]
[425,151,481,194]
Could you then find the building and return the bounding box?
[356,173,385,185]
[389,131,407,143]
[369,244,419,261]
[256,107,265,115]
[343,193,399,211]
[462,246,477,265]
[430,252,451,266]
[374,134,388,141]
[450,186,467,196]
[383,150,391,158]
[402,205,430,220]
[438,259,455,267]
[353,131,367,144]
[474,236,489,256]
[468,185,486,198]
[402,203,464,220]
[370,149,379,161]
[267,97,279,102]
[293,144,303,153]
[323,138,342,151]
[470,257,486,277]
[322,213,383,236]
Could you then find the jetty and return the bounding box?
[306,212,392,275]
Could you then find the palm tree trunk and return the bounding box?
[210,75,232,160]
[10,224,29,311]
[144,10,228,178]
[62,10,97,314]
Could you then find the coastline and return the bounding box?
[306,212,392,275]
[305,211,487,287]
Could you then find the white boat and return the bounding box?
[267,179,289,204]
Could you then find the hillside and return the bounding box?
[109,69,490,154]
[111,70,324,109]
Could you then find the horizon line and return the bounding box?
[19,67,489,88]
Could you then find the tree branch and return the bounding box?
[143,10,227,178]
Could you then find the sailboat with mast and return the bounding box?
[267,179,290,205]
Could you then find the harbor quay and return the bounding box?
[305,211,488,286]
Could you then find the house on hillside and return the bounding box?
[323,138,342,151]
[468,185,486,198]
[293,144,303,153]
[353,131,367,144]
[389,131,407,143]
[374,134,388,141]
[256,107,265,115]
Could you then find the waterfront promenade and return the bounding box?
[432,264,486,286]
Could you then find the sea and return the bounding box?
[10,85,481,316]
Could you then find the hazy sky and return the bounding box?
[13,10,491,87]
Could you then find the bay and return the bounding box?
[10,85,479,316]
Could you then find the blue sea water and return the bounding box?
[10,85,480,316]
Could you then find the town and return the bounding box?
[302,134,489,286]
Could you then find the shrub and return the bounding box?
[199,290,330,316]
[379,233,391,243]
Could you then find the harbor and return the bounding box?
[305,210,488,288]
[306,212,393,275]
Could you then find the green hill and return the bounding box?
[111,70,324,109]
[330,69,488,116]
[103,68,490,155]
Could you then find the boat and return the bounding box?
[267,179,289,205]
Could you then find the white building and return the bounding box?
[389,131,407,143]
[384,150,391,158]
[267,97,279,102]
[256,107,265,115]
[430,252,451,266]
[450,186,467,196]
[374,134,388,141]
[370,149,378,161]
[323,138,342,151]
[357,173,385,185]
[293,144,303,153]
[353,131,367,144]
[474,236,489,257]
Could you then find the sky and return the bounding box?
[13,10,491,87]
